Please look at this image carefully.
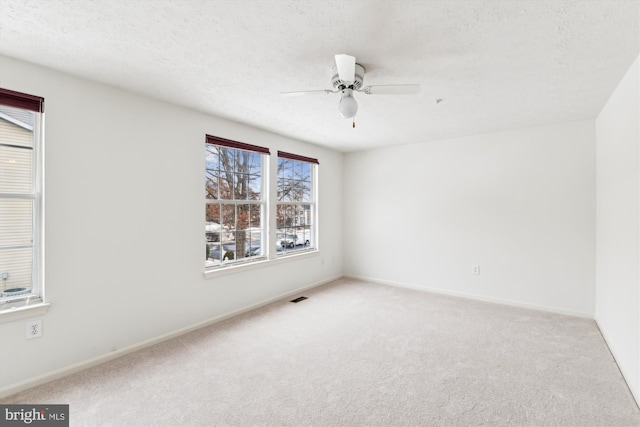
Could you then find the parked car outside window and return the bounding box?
[277,232,298,248]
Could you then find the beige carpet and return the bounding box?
[3,278,639,426]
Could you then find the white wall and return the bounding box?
[344,121,596,316]
[0,55,343,394]
[2,50,637,403]
[595,55,639,403]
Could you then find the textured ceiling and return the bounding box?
[0,0,638,152]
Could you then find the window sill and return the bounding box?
[204,249,319,279]
[0,302,50,323]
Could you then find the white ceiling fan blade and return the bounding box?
[361,84,421,95]
[335,54,356,83]
[281,89,335,96]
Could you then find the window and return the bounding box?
[0,88,44,306]
[277,151,318,255]
[205,135,269,268]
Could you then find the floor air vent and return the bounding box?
[290,296,308,303]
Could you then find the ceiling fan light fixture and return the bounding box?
[338,89,358,119]
[280,54,420,124]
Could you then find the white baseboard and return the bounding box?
[0,275,340,399]
[343,274,594,319]
[594,318,640,408]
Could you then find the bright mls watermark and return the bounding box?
[1,405,68,426]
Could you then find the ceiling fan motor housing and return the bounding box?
[332,63,365,91]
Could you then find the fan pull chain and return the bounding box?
[352,120,356,128]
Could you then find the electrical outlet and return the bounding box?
[26,319,42,339]
[472,265,480,275]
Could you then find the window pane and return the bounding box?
[0,247,32,294]
[292,205,300,226]
[219,147,234,174]
[236,233,248,260]
[222,204,236,235]
[293,160,303,180]
[237,204,251,259]
[305,226,315,248]
[285,178,296,202]
[300,162,311,181]
[219,172,233,199]
[300,206,306,226]
[233,149,243,173]
[208,243,222,262]
[0,106,34,148]
[276,204,286,229]
[277,178,285,201]
[285,205,295,228]
[303,204,312,225]
[277,157,286,179]
[296,226,310,247]
[301,180,311,202]
[237,204,250,230]
[291,180,304,202]
[295,226,307,246]
[205,145,220,171]
[0,198,33,247]
[221,204,236,262]
[245,234,261,257]
[205,174,219,200]
[281,158,295,179]
[0,146,32,193]
[205,204,221,242]
[234,174,247,200]
[248,174,261,200]
[249,204,261,230]
[247,151,261,176]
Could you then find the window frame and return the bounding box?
[276,151,319,257]
[205,134,270,270]
[0,88,46,316]
[203,138,321,277]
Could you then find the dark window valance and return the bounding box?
[277,151,319,164]
[206,134,270,155]
[0,88,44,113]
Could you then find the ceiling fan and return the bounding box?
[281,54,420,125]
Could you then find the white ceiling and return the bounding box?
[0,0,638,152]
